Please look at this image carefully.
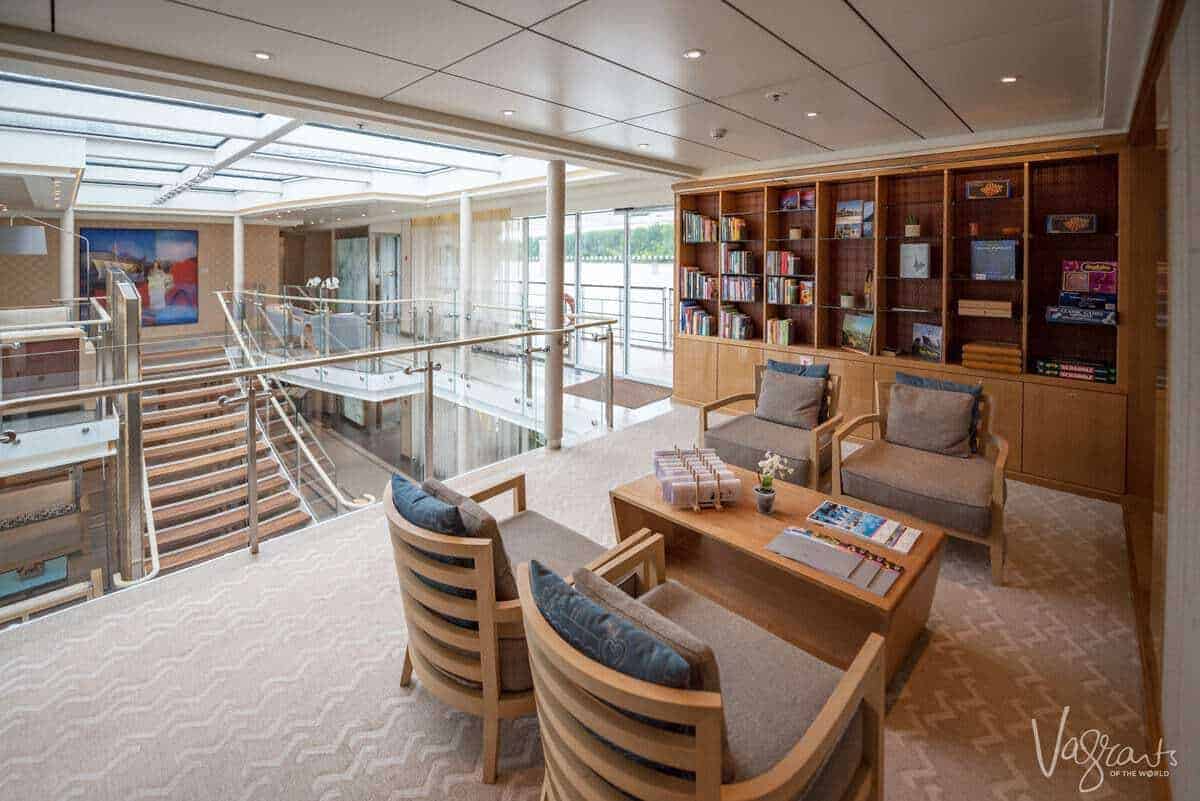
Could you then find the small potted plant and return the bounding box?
[905,214,921,238]
[755,451,793,514]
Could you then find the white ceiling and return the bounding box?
[0,0,1154,175]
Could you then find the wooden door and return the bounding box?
[716,343,762,413]
[1022,383,1127,494]
[672,337,718,404]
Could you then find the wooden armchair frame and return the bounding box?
[831,380,1010,583]
[385,473,649,783]
[698,367,844,489]
[519,531,884,801]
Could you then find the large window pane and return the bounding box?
[627,207,674,384]
[576,210,627,375]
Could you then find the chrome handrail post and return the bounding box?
[604,325,615,429]
[246,380,259,555]
[424,351,435,481]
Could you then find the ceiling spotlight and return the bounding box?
[336,217,342,221]
[501,109,516,117]
[637,143,650,150]
[1000,75,1019,83]
[806,111,819,118]
[682,49,706,60]
[253,51,273,61]
[361,212,367,217]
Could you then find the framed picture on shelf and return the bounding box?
[840,312,874,353]
[911,323,943,362]
[862,201,875,238]
[970,240,1018,280]
[1045,214,1098,234]
[965,179,1012,199]
[899,242,931,278]
[835,200,863,239]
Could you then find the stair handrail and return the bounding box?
[218,292,373,510]
[112,450,160,587]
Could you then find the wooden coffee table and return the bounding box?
[610,465,945,680]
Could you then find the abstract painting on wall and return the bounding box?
[81,228,200,326]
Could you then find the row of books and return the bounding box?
[724,249,755,274]
[681,210,717,243]
[766,250,805,275]
[721,276,759,302]
[765,317,795,346]
[680,267,717,300]
[766,277,813,305]
[679,302,714,336]
[721,216,751,242]
[719,305,754,340]
[962,341,1022,374]
[1033,358,1116,384]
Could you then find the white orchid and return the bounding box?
[323,276,340,290]
[757,450,793,492]
[306,276,322,288]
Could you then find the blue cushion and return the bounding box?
[529,560,690,688]
[895,372,983,451]
[390,474,465,535]
[767,359,829,379]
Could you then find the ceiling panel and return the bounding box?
[568,122,751,171]
[0,174,36,209]
[54,0,432,98]
[534,0,818,100]
[463,0,581,27]
[906,13,1103,131]
[851,0,1099,55]
[628,102,823,162]
[718,73,914,150]
[0,1,52,30]
[450,32,695,120]
[185,0,518,69]
[391,73,610,136]
[837,59,966,138]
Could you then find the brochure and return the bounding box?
[807,500,922,554]
[768,527,904,596]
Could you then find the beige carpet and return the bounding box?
[0,405,1150,800]
[563,375,673,409]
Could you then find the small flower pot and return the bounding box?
[755,487,776,514]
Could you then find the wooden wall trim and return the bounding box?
[1130,0,1189,146]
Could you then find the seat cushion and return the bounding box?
[499,510,606,577]
[841,440,994,535]
[885,384,974,458]
[756,371,825,430]
[704,414,822,485]
[641,580,863,794]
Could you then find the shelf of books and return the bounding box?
[818,178,878,353]
[764,185,816,346]
[719,188,766,341]
[678,192,720,337]
[879,172,947,362]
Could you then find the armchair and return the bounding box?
[699,365,843,489]
[832,380,1009,583]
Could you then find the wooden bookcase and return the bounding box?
[672,140,1136,500]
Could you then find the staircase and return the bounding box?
[140,345,312,573]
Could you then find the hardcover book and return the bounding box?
[911,323,943,362]
[862,201,875,238]
[970,240,1018,280]
[1059,291,1117,311]
[1045,213,1098,234]
[835,200,863,239]
[1062,260,1117,295]
[840,312,874,353]
[965,179,1012,199]
[899,242,931,278]
[1046,306,1117,326]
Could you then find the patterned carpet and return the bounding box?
[0,405,1150,801]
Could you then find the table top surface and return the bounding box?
[610,465,946,613]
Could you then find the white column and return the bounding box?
[1164,4,1200,797]
[59,207,75,300]
[545,160,565,449]
[233,214,245,293]
[459,192,473,377]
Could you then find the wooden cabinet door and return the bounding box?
[716,344,763,413]
[1022,383,1127,494]
[823,355,875,439]
[672,337,718,405]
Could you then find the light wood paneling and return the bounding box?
[1022,383,1127,494]
[716,342,762,413]
[671,336,718,404]
[873,363,1023,471]
[822,354,876,439]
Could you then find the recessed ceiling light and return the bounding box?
[682,49,706,60]
[806,111,819,118]
[637,143,650,150]
[1001,75,1019,83]
[254,51,272,61]
[501,109,516,117]
[336,217,341,221]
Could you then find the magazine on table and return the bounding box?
[807,500,922,554]
[766,527,903,596]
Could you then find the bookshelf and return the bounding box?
[672,141,1137,499]
[719,189,765,341]
[678,192,720,337]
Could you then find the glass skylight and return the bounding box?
[0,72,263,117]
[0,110,226,147]
[257,142,442,174]
[216,168,300,181]
[86,158,189,172]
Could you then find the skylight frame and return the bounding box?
[0,110,228,148]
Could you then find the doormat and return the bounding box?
[564,377,672,409]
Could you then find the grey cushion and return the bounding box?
[896,371,982,451]
[841,440,994,535]
[499,510,606,577]
[767,359,829,379]
[573,569,736,783]
[885,384,973,457]
[756,372,825,430]
[705,415,826,486]
[641,580,863,795]
[423,479,518,602]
